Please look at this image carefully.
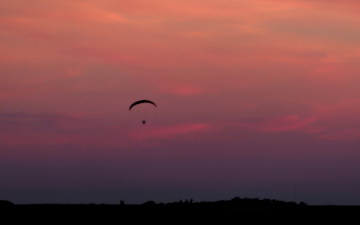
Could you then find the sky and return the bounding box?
[1,0,360,205]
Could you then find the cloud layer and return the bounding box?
[2,0,360,205]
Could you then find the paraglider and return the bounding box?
[129,100,157,125]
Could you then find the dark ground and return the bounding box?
[1,197,359,222]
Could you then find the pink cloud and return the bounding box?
[0,112,103,147]
[319,128,360,140]
[267,0,360,12]
[157,84,206,96]
[314,99,360,118]
[308,99,360,140]
[130,123,211,140]
[239,115,318,133]
[231,100,360,141]
[0,90,13,100]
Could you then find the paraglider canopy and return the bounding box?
[129,100,157,111]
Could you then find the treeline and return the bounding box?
[139,197,307,208]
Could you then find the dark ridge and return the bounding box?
[0,200,14,206]
[1,197,359,222]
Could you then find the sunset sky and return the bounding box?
[1,0,360,205]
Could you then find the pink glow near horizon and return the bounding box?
[1,0,360,204]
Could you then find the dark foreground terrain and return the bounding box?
[1,197,359,222]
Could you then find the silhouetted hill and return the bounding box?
[1,197,359,222]
[0,200,14,206]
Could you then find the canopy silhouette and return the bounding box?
[129,100,157,111]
